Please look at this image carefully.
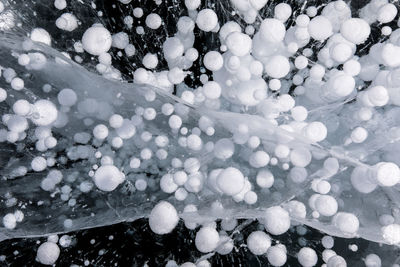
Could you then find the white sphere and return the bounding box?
[298,247,318,267]
[308,16,333,41]
[377,3,398,24]
[116,119,136,139]
[261,206,291,235]
[36,242,60,265]
[351,166,377,193]
[249,150,270,168]
[185,0,201,10]
[0,88,7,102]
[303,121,327,142]
[290,148,312,167]
[13,99,31,116]
[145,13,162,29]
[291,106,308,121]
[56,13,78,32]
[93,165,125,191]
[332,212,359,235]
[327,255,347,267]
[93,124,109,140]
[3,213,17,229]
[216,167,245,196]
[213,138,234,160]
[31,28,51,46]
[350,127,368,143]
[163,37,184,60]
[196,9,218,32]
[82,25,112,56]
[58,88,77,107]
[31,156,47,172]
[219,21,242,42]
[265,55,290,78]
[149,201,179,235]
[187,134,203,151]
[365,254,382,267]
[11,78,24,91]
[315,195,338,217]
[160,173,178,193]
[374,162,400,187]
[203,51,223,71]
[340,18,370,45]
[274,3,292,22]
[267,246,287,266]
[203,81,222,100]
[247,231,271,255]
[322,236,334,249]
[382,223,400,245]
[54,0,67,10]
[256,169,274,188]
[259,19,286,43]
[31,100,58,126]
[367,86,389,107]
[226,32,252,57]
[195,227,220,253]
[142,53,158,69]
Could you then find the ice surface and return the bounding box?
[0,0,400,265]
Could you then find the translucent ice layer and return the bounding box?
[0,0,400,265]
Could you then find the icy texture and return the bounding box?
[0,0,399,265]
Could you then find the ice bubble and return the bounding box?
[365,254,382,267]
[54,0,67,10]
[259,18,286,43]
[377,3,397,24]
[203,51,223,71]
[247,231,271,255]
[31,100,58,126]
[261,206,291,235]
[382,224,400,245]
[332,212,359,235]
[226,32,252,57]
[31,156,47,172]
[213,138,235,160]
[267,245,287,266]
[327,255,347,267]
[216,167,245,196]
[374,162,400,187]
[2,213,16,229]
[145,13,162,30]
[195,226,219,253]
[196,9,218,32]
[185,0,201,10]
[340,18,370,45]
[30,28,51,46]
[297,247,318,267]
[308,16,333,41]
[2,0,400,264]
[82,25,112,56]
[93,165,125,192]
[149,201,179,235]
[36,242,60,265]
[350,127,368,143]
[58,88,77,107]
[55,13,78,32]
[274,3,292,22]
[265,55,290,78]
[315,195,338,217]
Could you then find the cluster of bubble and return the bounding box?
[0,0,400,265]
